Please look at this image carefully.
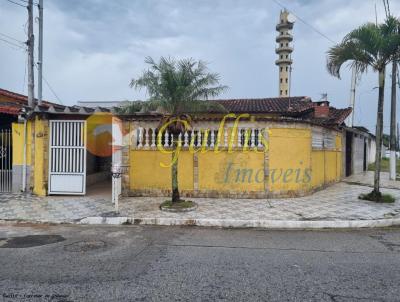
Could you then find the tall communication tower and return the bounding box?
[275,9,296,97]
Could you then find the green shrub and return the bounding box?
[359,191,395,203]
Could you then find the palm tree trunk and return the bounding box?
[374,67,386,195]
[171,143,180,203]
[389,61,397,180]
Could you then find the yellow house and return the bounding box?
[7,92,352,199]
[123,96,351,198]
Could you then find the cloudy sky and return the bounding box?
[1,0,399,132]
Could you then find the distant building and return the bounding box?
[275,9,295,97]
[77,100,129,109]
[344,126,376,176]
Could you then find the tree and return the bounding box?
[120,57,227,203]
[327,17,400,199]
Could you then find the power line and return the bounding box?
[13,0,39,5]
[0,37,26,50]
[4,0,26,8]
[34,63,63,105]
[0,32,25,44]
[22,56,27,93]
[42,75,63,105]
[271,0,337,44]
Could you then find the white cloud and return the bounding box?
[0,0,399,132]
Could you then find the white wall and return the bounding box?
[352,134,365,174]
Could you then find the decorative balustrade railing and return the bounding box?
[133,127,267,150]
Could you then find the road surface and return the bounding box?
[0,224,399,301]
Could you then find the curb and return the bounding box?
[79,217,130,225]
[77,216,400,229]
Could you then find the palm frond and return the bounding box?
[127,56,228,116]
[326,20,400,78]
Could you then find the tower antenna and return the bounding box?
[275,9,295,97]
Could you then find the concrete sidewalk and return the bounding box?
[1,179,400,228]
[344,171,400,190]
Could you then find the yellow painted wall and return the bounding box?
[311,150,325,188]
[268,128,311,193]
[130,150,193,190]
[128,128,343,196]
[324,151,337,182]
[336,134,342,181]
[12,121,32,165]
[311,134,342,188]
[33,117,48,196]
[198,151,264,192]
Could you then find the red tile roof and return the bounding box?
[212,97,351,127]
[0,88,62,115]
[214,96,312,113]
[0,87,351,127]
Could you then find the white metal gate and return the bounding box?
[48,121,86,195]
[0,129,12,192]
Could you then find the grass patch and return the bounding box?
[160,200,196,209]
[368,157,400,173]
[359,191,396,203]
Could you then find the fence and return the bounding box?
[0,129,12,192]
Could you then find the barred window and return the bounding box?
[323,133,335,149]
[312,130,323,149]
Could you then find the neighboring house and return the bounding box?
[343,126,376,176]
[0,88,111,195]
[77,100,130,109]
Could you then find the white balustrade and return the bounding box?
[190,129,195,147]
[138,128,143,148]
[164,130,169,147]
[134,126,265,150]
[258,128,263,148]
[197,130,202,147]
[151,128,156,147]
[237,128,242,147]
[144,129,150,147]
[178,133,182,147]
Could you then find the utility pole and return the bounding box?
[27,0,35,108]
[37,0,43,106]
[347,67,357,127]
[389,61,397,180]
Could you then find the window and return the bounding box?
[280,55,283,59]
[323,132,335,149]
[280,78,283,83]
[286,67,288,71]
[285,90,288,95]
[280,67,283,72]
[286,43,289,46]
[285,78,288,83]
[312,130,323,149]
[280,90,283,95]
[280,43,283,47]
[286,55,289,58]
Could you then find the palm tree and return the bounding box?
[120,56,227,203]
[327,17,400,199]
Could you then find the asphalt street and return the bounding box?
[0,224,399,301]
